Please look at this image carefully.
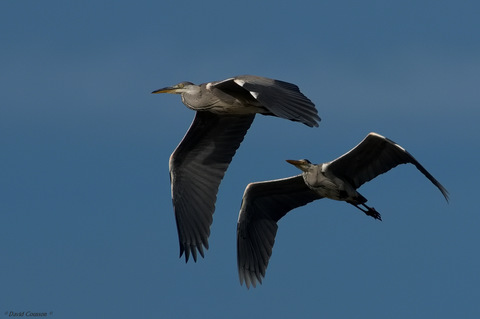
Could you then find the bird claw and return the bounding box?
[367,208,382,221]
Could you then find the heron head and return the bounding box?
[152,81,195,94]
[286,159,313,172]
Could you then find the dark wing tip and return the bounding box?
[180,242,208,263]
[239,267,263,289]
[380,132,450,203]
[438,184,450,203]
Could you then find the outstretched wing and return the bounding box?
[170,111,255,262]
[326,132,449,201]
[237,175,322,288]
[213,75,321,127]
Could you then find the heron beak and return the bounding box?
[286,159,303,166]
[286,159,309,171]
[151,86,177,94]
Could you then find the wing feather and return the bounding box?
[170,111,255,262]
[327,132,449,201]
[213,75,320,127]
[237,175,322,288]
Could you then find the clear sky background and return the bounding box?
[1,1,479,318]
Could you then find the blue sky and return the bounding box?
[1,1,479,318]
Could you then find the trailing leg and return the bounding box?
[351,203,382,221]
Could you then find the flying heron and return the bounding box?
[237,132,449,288]
[152,75,321,262]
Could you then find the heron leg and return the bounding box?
[352,203,382,221]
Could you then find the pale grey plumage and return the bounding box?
[237,132,449,288]
[152,75,320,262]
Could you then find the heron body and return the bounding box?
[299,162,360,201]
[152,75,320,262]
[237,132,449,288]
[178,81,263,114]
[288,159,381,220]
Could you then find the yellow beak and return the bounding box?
[151,87,177,94]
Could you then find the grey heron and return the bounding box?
[237,132,449,288]
[152,75,320,262]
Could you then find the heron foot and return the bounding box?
[353,203,382,221]
[365,208,382,221]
